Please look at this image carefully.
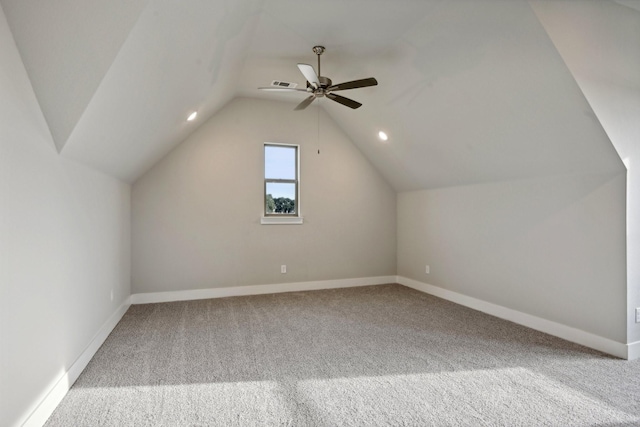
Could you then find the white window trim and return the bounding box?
[262,142,301,225]
[260,216,304,225]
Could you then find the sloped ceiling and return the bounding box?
[1,0,625,187]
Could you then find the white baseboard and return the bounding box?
[397,276,629,360]
[21,298,131,427]
[628,340,640,361]
[131,276,397,305]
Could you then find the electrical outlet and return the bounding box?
[425,265,430,274]
[636,308,640,323]
[281,265,287,274]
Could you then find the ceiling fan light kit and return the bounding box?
[259,46,378,110]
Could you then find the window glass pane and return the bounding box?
[265,145,296,179]
[265,182,296,214]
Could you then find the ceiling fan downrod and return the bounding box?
[312,45,325,77]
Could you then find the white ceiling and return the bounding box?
[1,0,626,188]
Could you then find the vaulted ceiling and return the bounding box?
[1,0,628,189]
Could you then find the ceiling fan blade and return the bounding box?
[327,77,378,92]
[258,87,308,92]
[326,93,362,109]
[294,95,316,111]
[297,63,320,89]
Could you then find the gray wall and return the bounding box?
[531,0,640,345]
[0,8,131,426]
[398,172,627,342]
[132,97,396,294]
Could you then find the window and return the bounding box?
[263,143,301,224]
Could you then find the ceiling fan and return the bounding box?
[258,46,378,110]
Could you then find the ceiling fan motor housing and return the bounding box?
[307,76,332,96]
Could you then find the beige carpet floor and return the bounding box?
[45,284,640,426]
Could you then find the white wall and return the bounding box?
[530,0,640,347]
[132,97,396,294]
[398,172,627,343]
[0,8,131,426]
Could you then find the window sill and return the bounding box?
[261,216,304,225]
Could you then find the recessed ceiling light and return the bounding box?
[187,111,198,122]
[378,131,388,141]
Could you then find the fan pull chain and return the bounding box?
[317,98,321,154]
